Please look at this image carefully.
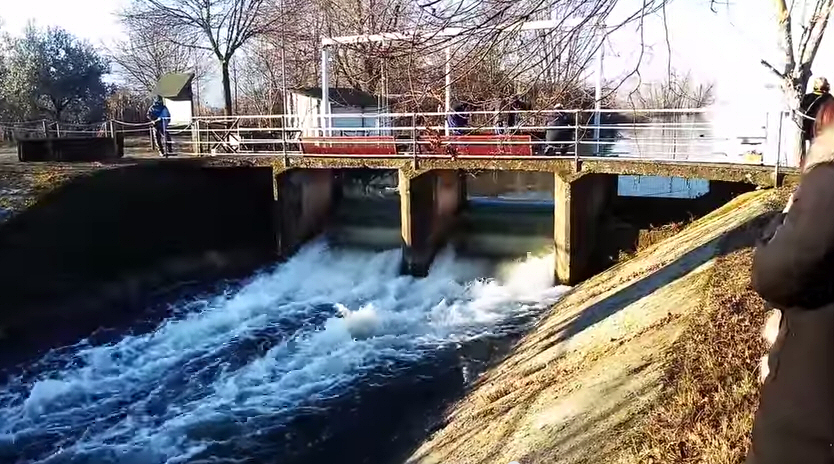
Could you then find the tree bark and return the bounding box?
[221,59,234,116]
[783,79,807,167]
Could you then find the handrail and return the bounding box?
[0,107,792,167]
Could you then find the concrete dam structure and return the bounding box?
[278,167,606,283]
[267,155,791,285]
[0,155,793,309]
[0,154,796,328]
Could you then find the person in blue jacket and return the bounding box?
[447,103,470,135]
[147,96,172,157]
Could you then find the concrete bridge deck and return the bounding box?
[258,155,798,186]
[31,153,793,186]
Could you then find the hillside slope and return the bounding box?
[409,188,786,464]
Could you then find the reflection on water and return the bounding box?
[617,176,709,198]
[467,171,553,198]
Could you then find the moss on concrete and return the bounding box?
[0,164,106,221]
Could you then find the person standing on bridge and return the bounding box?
[545,104,571,156]
[147,96,172,157]
[492,96,527,135]
[492,98,506,135]
[447,103,470,136]
[746,121,834,464]
[505,96,525,134]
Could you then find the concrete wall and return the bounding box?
[18,137,122,162]
[400,169,465,276]
[275,168,337,257]
[0,163,276,350]
[554,173,618,285]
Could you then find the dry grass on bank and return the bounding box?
[637,222,688,251]
[618,221,689,263]
[409,187,794,464]
[619,229,772,463]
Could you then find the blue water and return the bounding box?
[0,243,568,464]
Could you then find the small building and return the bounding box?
[288,87,390,137]
[153,72,195,127]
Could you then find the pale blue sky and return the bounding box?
[2,0,833,109]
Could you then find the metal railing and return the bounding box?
[185,108,780,162]
[0,108,797,169]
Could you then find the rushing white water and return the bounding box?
[0,241,568,464]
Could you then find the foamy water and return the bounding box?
[0,241,568,463]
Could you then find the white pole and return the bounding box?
[321,46,330,136]
[445,46,452,136]
[593,25,604,156]
[279,0,289,155]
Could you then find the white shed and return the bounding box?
[287,87,390,137]
[152,72,195,127]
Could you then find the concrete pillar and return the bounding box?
[399,169,465,276]
[274,169,336,258]
[554,173,617,285]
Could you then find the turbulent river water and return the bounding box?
[0,241,568,464]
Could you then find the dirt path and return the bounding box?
[408,189,781,464]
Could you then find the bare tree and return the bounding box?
[236,39,285,114]
[108,15,207,93]
[760,0,834,161]
[629,71,715,109]
[310,0,669,112]
[106,87,152,123]
[123,0,280,115]
[318,0,417,94]
[120,0,670,118]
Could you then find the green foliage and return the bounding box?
[0,25,109,123]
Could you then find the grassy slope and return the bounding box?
[409,187,790,464]
[618,187,792,464]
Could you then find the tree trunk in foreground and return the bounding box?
[221,59,234,116]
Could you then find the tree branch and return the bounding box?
[761,59,786,79]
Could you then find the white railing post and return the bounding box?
[593,22,604,156]
[320,47,330,137]
[573,111,580,170]
[281,113,288,166]
[774,110,780,183]
[445,46,452,137]
[194,119,201,155]
[411,112,418,165]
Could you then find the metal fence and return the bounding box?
[0,108,798,168]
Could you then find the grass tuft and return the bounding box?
[619,231,771,463]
